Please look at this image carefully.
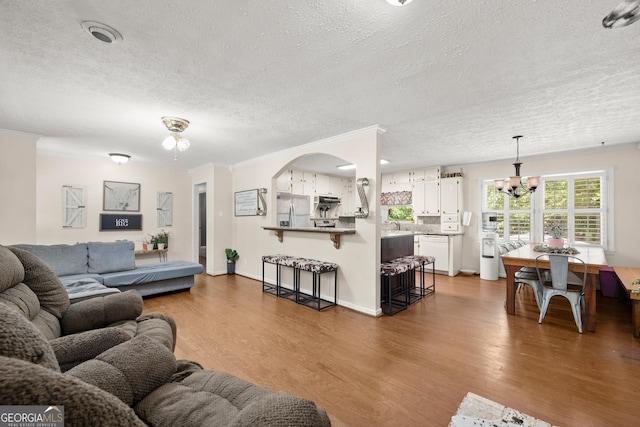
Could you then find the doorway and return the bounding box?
[198,185,207,268]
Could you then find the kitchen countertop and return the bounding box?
[264,226,354,233]
[381,230,450,237]
[381,230,415,238]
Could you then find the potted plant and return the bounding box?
[157,230,169,249]
[149,230,170,250]
[547,220,564,248]
[225,248,239,274]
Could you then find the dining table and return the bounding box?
[502,243,608,332]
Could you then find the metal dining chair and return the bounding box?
[514,269,543,310]
[536,254,587,333]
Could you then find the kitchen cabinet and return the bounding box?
[382,171,411,185]
[412,181,440,216]
[275,170,292,192]
[440,177,463,233]
[314,174,343,196]
[381,173,412,194]
[409,167,440,182]
[291,170,315,196]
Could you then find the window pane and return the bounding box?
[575,214,601,245]
[388,206,413,221]
[486,184,504,210]
[509,213,530,240]
[575,178,601,209]
[544,180,568,209]
[509,191,531,210]
[495,213,505,238]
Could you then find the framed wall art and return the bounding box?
[62,185,86,228]
[157,191,173,227]
[103,181,140,211]
[235,188,267,216]
[100,214,143,231]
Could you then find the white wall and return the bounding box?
[35,154,195,263]
[456,143,640,271]
[0,131,37,245]
[231,126,382,315]
[189,163,233,275]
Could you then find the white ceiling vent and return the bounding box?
[81,21,122,43]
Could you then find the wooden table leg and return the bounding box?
[505,265,519,315]
[583,273,597,332]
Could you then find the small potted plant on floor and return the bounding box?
[547,220,564,248]
[225,248,239,274]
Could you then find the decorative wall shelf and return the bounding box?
[262,227,356,249]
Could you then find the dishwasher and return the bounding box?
[418,235,449,275]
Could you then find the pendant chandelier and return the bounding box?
[494,136,539,199]
[161,116,190,160]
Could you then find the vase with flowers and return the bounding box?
[547,221,564,248]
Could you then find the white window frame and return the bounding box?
[480,167,614,251]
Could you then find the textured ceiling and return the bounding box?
[1,0,639,173]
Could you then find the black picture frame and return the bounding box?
[100,214,143,231]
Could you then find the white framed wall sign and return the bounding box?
[62,185,86,228]
[157,191,173,227]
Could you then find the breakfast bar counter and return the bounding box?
[262,226,355,249]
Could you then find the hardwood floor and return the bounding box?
[141,272,640,426]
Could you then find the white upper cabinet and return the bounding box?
[409,167,440,182]
[384,171,411,184]
[440,177,463,214]
[291,170,315,196]
[314,173,344,197]
[412,181,440,216]
[382,172,412,193]
[276,170,292,192]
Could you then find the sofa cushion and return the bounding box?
[135,364,331,427]
[0,245,26,292]
[9,247,70,319]
[0,356,146,427]
[67,335,176,406]
[12,243,88,276]
[100,261,203,287]
[88,241,135,274]
[0,302,60,371]
[61,277,120,302]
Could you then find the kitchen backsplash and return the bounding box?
[381,216,441,234]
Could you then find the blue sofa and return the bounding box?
[12,241,203,301]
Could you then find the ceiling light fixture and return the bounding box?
[161,116,191,160]
[109,153,130,165]
[494,136,539,199]
[386,0,414,6]
[337,159,390,170]
[81,21,123,43]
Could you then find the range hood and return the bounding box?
[317,195,341,203]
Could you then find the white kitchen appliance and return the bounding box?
[480,212,499,280]
[418,234,461,276]
[276,193,311,227]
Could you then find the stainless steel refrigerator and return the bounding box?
[276,193,311,227]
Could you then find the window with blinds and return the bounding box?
[482,169,611,249]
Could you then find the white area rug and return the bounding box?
[449,392,553,427]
